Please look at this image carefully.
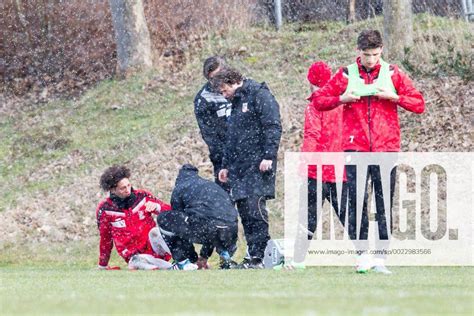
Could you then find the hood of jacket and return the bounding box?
[176,164,199,182]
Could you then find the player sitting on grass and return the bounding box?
[96,165,173,270]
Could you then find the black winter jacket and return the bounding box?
[223,79,282,201]
[194,82,232,168]
[170,164,238,223]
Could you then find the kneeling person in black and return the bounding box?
[157,164,238,269]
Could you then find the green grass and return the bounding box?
[1,266,472,315]
[1,242,473,314]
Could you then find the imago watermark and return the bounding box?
[284,152,473,266]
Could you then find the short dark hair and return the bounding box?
[357,30,383,50]
[203,56,226,80]
[210,67,243,90]
[100,165,131,191]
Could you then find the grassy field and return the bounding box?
[1,265,473,315]
[2,243,472,315]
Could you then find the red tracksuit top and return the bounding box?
[301,97,344,182]
[311,58,425,152]
[96,189,171,266]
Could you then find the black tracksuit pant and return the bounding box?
[343,150,396,241]
[198,163,230,259]
[236,195,270,260]
[157,210,237,262]
[307,178,342,237]
[294,163,396,262]
[345,164,395,241]
[294,178,341,262]
[344,163,396,260]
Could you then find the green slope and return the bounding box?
[0,16,471,245]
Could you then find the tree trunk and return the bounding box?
[383,0,413,60]
[13,0,32,45]
[109,0,152,75]
[274,0,282,31]
[347,0,356,24]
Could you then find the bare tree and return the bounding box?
[109,0,152,75]
[275,0,282,30]
[347,0,356,24]
[383,0,413,60]
[13,0,32,45]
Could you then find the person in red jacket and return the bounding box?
[311,30,424,152]
[311,30,425,274]
[302,61,344,181]
[277,62,345,270]
[96,165,173,270]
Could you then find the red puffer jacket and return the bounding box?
[311,58,424,152]
[300,98,344,182]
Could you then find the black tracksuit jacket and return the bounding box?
[194,82,232,170]
[223,79,282,201]
[170,164,238,223]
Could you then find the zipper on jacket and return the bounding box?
[366,69,373,152]
[368,96,372,152]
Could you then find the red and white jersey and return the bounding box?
[96,189,171,266]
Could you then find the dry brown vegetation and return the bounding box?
[1,1,116,98]
[1,0,257,98]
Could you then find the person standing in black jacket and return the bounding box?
[194,56,233,268]
[211,68,282,269]
[194,56,232,191]
[157,164,239,269]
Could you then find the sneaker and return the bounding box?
[238,257,264,269]
[170,259,198,271]
[218,251,238,269]
[236,257,251,269]
[249,258,264,269]
[220,258,239,269]
[355,265,370,274]
[272,257,286,271]
[287,261,306,270]
[372,265,392,275]
[274,261,306,271]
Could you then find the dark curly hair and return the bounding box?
[100,165,131,191]
[357,29,383,50]
[203,56,226,80]
[210,67,243,90]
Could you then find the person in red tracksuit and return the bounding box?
[302,61,344,182]
[311,30,425,274]
[96,165,173,270]
[282,61,345,270]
